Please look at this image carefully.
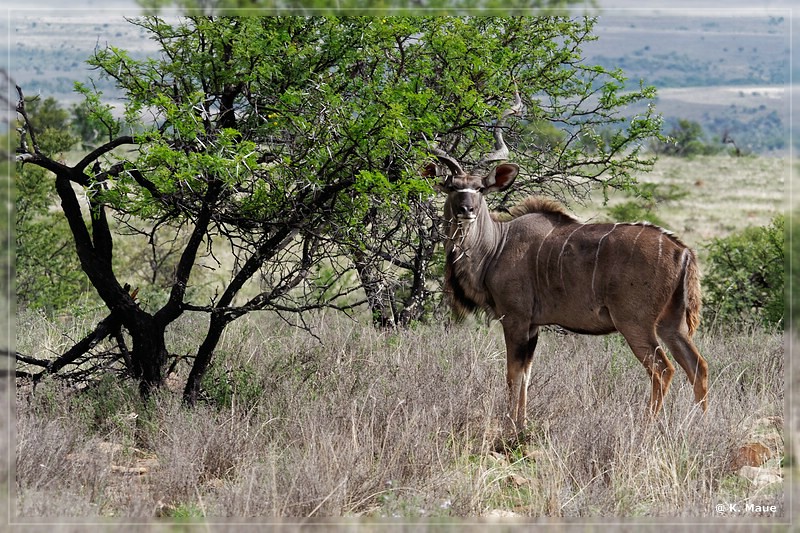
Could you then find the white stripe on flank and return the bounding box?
[536,226,556,287]
[536,227,556,267]
[681,248,691,296]
[632,225,647,248]
[558,225,585,288]
[592,224,618,295]
[657,232,663,265]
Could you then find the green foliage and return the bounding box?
[72,82,124,147]
[138,0,579,15]
[607,182,688,226]
[522,120,566,151]
[70,16,660,321]
[166,503,205,520]
[200,356,264,410]
[15,14,665,397]
[703,215,784,330]
[15,98,98,313]
[15,206,99,313]
[20,97,78,156]
[651,119,724,157]
[68,373,143,434]
[788,210,800,331]
[78,16,660,218]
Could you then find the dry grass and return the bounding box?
[9,153,790,526]
[570,154,787,248]
[12,309,786,524]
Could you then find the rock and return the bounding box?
[730,441,772,470]
[509,473,529,486]
[483,508,522,518]
[110,465,149,475]
[737,465,782,487]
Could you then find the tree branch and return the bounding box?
[16,313,122,383]
[155,180,221,326]
[15,85,40,155]
[74,135,136,173]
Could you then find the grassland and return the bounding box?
[11,310,786,526]
[9,152,792,527]
[571,154,787,249]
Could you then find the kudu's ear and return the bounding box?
[483,163,519,193]
[423,162,447,193]
[421,162,439,178]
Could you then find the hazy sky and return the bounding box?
[7,0,137,9]
[3,0,797,11]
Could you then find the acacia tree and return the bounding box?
[137,0,580,15]
[320,17,661,326]
[15,16,661,400]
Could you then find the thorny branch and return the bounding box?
[15,85,39,157]
[12,312,123,384]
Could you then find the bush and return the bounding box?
[607,182,688,226]
[788,210,800,330]
[650,119,724,157]
[200,354,264,410]
[702,215,784,330]
[14,97,94,313]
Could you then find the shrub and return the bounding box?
[607,182,688,226]
[650,119,724,157]
[200,355,264,410]
[702,215,784,330]
[788,210,800,330]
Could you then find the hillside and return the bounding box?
[3,11,793,155]
[582,13,791,155]
[567,154,787,249]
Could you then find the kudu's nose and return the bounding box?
[458,204,474,217]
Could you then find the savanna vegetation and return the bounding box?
[9,13,788,524]
[12,15,662,400]
[14,309,784,520]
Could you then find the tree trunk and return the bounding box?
[182,312,227,405]
[396,229,437,327]
[127,312,169,397]
[353,254,396,329]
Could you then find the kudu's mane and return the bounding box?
[491,196,579,224]
[492,196,689,247]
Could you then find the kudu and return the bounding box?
[432,101,708,432]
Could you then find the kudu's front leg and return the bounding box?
[503,324,539,434]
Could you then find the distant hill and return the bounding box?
[5,11,793,154]
[584,13,791,154]
[7,15,157,106]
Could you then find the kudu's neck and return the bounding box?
[443,195,504,318]
[445,197,503,268]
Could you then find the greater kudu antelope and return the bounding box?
[432,104,708,432]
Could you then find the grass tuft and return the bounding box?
[14,310,785,519]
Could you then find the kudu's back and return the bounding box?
[496,206,701,339]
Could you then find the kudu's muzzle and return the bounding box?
[452,189,481,223]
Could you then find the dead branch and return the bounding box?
[15,313,123,384]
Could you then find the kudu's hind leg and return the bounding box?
[503,324,539,433]
[658,326,709,412]
[618,326,675,416]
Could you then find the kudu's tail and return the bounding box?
[684,249,702,337]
